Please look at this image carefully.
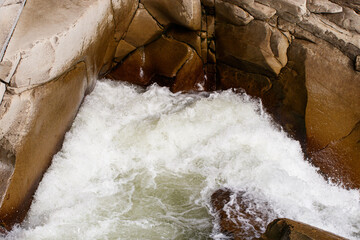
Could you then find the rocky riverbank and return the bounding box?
[0,0,359,236]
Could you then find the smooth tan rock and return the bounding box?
[0,62,87,229]
[107,36,192,86]
[216,20,289,76]
[307,0,343,13]
[215,0,254,26]
[299,40,360,188]
[261,218,347,240]
[114,40,136,63]
[141,0,201,30]
[0,2,22,56]
[124,8,163,48]
[3,0,117,89]
[356,55,360,71]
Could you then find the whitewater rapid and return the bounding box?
[4,80,360,239]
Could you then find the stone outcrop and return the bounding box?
[0,0,138,229]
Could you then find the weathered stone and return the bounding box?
[211,189,274,239]
[124,8,163,48]
[0,62,87,229]
[242,2,276,20]
[171,51,205,92]
[114,40,136,63]
[260,218,347,240]
[216,20,289,76]
[255,0,307,22]
[3,0,116,89]
[166,26,201,56]
[141,0,202,31]
[215,0,254,26]
[107,36,192,86]
[298,14,360,60]
[328,0,360,13]
[324,7,360,34]
[307,0,343,13]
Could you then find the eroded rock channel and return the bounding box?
[0,0,359,239]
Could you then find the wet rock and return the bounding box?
[307,0,343,13]
[260,218,347,240]
[141,0,202,31]
[215,0,254,26]
[171,51,205,92]
[211,189,274,239]
[216,20,289,76]
[107,36,193,87]
[299,39,360,188]
[124,8,163,48]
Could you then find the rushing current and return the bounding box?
[4,80,360,240]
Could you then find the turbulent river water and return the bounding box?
[3,80,360,240]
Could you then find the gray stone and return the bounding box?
[307,0,343,13]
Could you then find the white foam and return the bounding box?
[4,80,360,240]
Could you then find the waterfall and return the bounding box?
[4,80,360,240]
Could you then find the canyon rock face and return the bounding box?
[0,0,359,233]
[0,0,138,229]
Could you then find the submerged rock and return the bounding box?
[211,189,274,239]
